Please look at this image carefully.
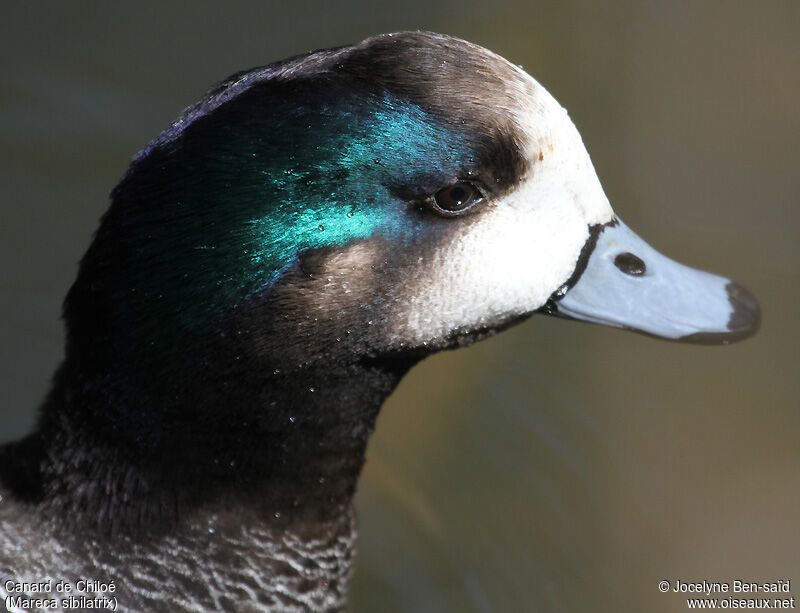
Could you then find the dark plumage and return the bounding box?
[0,31,758,612]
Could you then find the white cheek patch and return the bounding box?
[390,75,617,347]
[511,69,614,227]
[392,180,598,346]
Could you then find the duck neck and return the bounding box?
[4,352,417,536]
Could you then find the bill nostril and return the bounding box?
[614,252,646,276]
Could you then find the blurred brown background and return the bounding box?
[1,2,797,611]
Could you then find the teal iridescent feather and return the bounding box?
[103,88,472,363]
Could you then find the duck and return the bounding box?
[0,31,759,612]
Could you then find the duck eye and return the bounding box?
[431,181,483,216]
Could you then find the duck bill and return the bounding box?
[542,218,760,344]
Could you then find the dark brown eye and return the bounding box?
[432,181,483,216]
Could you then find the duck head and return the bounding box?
[0,33,762,613]
[69,31,757,383]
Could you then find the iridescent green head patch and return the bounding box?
[98,83,473,360]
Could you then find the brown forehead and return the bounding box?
[336,32,536,131]
[326,32,535,190]
[154,32,536,194]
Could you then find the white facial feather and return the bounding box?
[392,70,615,346]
